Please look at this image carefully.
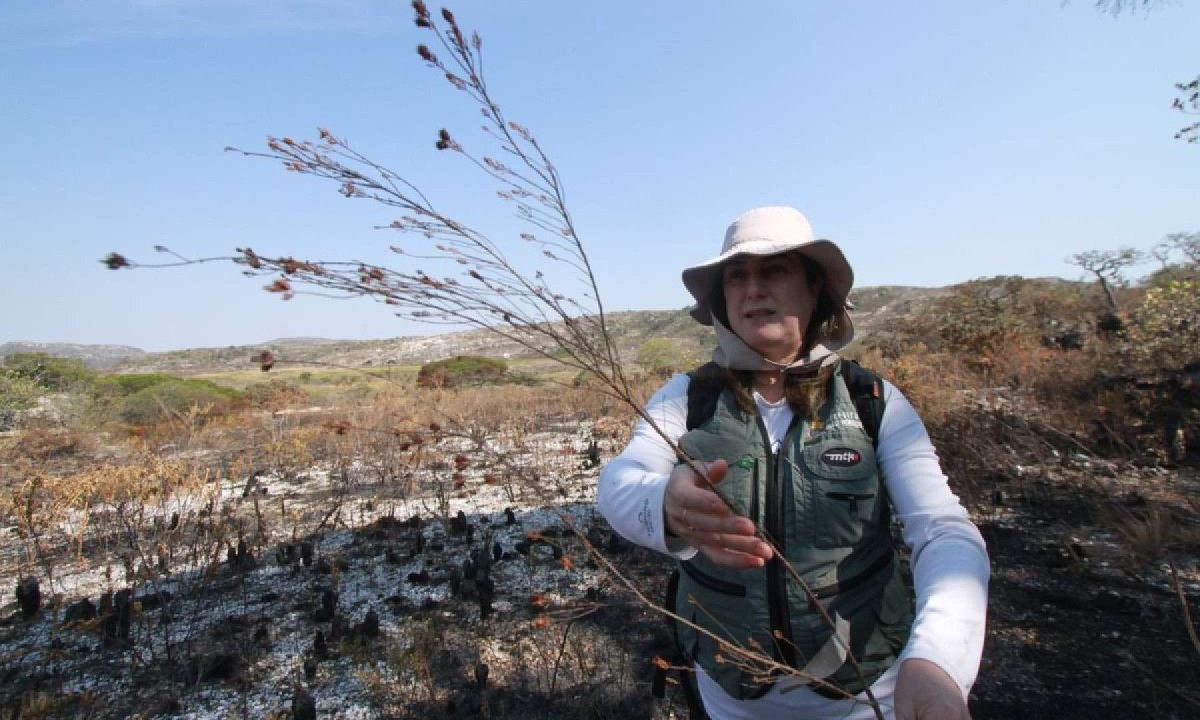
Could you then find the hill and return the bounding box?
[0,341,146,370]
[2,285,949,374]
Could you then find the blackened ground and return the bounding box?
[1,466,1197,720]
[968,467,1200,720]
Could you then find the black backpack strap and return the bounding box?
[654,567,709,719]
[839,359,885,447]
[685,362,727,432]
[652,568,682,699]
[839,360,903,555]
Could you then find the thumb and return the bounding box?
[701,458,728,486]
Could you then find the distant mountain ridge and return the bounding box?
[0,341,147,370]
[2,284,951,374]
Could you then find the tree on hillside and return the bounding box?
[1068,247,1142,312]
[1148,231,1200,284]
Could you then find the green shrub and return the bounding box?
[243,378,310,410]
[635,338,696,376]
[117,378,243,426]
[2,352,94,391]
[0,370,44,429]
[416,355,507,389]
[1126,280,1200,370]
[93,373,177,397]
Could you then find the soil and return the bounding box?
[1,438,1198,720]
[968,461,1200,719]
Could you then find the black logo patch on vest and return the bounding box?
[821,448,862,467]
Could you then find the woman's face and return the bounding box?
[722,253,820,363]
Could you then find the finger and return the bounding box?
[698,544,769,569]
[682,511,759,540]
[698,458,728,487]
[692,529,772,559]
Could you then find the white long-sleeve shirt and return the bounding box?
[598,373,989,719]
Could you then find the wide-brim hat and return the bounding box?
[682,207,855,344]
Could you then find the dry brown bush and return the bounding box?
[4,421,93,461]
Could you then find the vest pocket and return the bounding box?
[800,437,880,549]
[675,565,773,700]
[682,561,747,597]
[870,564,914,660]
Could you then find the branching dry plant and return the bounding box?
[102,3,891,715]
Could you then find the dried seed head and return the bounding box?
[102,252,130,270]
[435,128,458,151]
[264,277,291,294]
[412,0,431,27]
[237,247,263,269]
[254,351,275,372]
[417,44,437,64]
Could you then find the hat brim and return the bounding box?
[682,239,854,328]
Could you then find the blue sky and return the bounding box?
[3,0,1197,351]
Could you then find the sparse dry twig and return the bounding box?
[1169,561,1200,658]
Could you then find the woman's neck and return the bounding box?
[752,368,786,403]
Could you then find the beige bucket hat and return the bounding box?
[682,207,855,345]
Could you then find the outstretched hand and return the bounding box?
[663,459,773,568]
[894,658,971,720]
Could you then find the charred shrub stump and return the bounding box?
[15,577,40,618]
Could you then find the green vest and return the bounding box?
[673,364,913,699]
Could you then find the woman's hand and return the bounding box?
[663,459,773,568]
[894,658,970,720]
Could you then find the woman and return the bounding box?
[598,207,989,720]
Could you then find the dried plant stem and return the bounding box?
[106,4,885,715]
[1170,561,1200,657]
[567,517,882,716]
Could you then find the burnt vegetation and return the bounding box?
[10,2,1196,717]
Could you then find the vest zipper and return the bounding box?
[825,491,876,520]
[760,415,800,670]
